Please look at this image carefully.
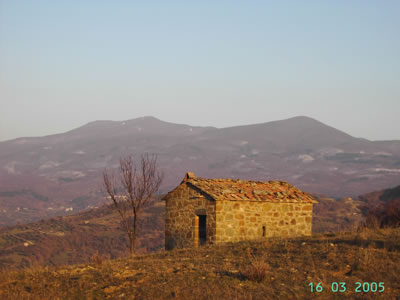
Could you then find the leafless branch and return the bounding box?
[102,153,163,256]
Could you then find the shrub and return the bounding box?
[240,250,269,282]
[90,251,106,266]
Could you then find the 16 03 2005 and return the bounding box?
[308,282,384,293]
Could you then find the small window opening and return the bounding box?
[262,226,266,237]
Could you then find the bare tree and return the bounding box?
[102,153,163,257]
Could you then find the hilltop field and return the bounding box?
[0,227,399,299]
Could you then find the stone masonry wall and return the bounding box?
[165,184,216,250]
[215,200,313,243]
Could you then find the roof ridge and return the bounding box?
[189,176,295,186]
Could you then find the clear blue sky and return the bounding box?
[1,1,399,141]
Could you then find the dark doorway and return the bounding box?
[199,215,207,245]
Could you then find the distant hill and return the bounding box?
[1,116,400,226]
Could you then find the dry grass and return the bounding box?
[90,251,109,266]
[0,227,399,299]
[240,247,269,282]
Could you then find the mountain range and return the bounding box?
[1,116,399,226]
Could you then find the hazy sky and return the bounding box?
[1,1,399,141]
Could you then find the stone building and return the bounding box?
[164,172,317,250]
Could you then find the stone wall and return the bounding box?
[215,200,313,243]
[165,184,216,250]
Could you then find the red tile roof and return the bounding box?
[182,172,316,203]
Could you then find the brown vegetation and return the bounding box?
[0,201,165,269]
[240,249,269,282]
[0,227,399,299]
[364,199,400,228]
[312,195,363,233]
[361,185,400,228]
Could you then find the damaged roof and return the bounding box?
[177,172,316,203]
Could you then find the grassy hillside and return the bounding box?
[0,201,164,269]
[0,227,399,299]
[0,194,366,270]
